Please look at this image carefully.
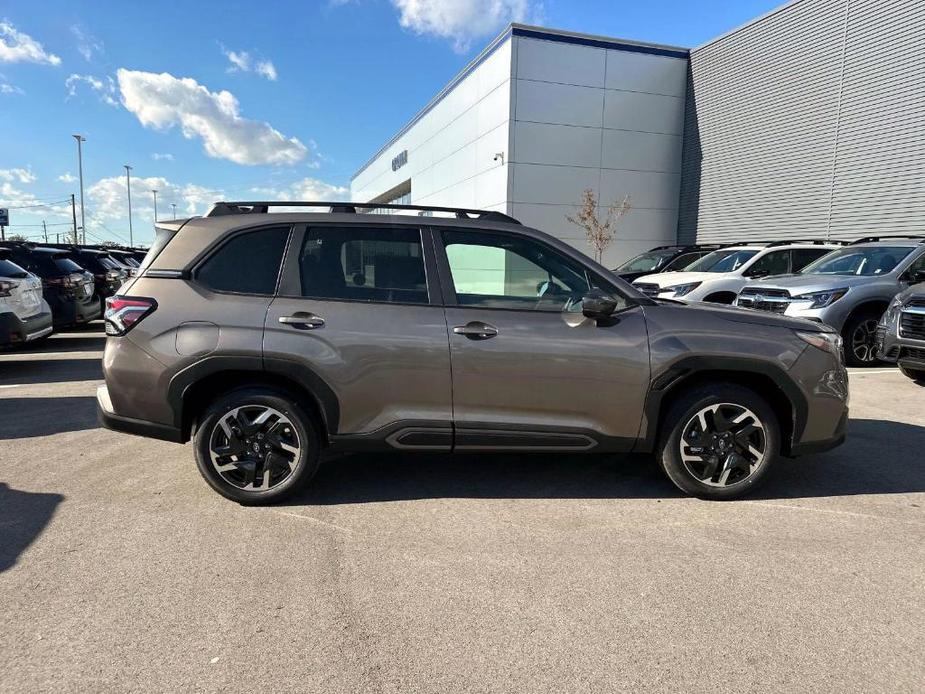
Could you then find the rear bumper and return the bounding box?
[0,310,53,346]
[96,384,183,443]
[47,293,102,328]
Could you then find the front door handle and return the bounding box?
[279,312,325,329]
[453,321,499,340]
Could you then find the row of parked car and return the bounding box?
[612,235,925,377]
[0,242,146,348]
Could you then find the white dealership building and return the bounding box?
[351,0,925,266]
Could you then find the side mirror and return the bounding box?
[904,269,925,285]
[582,289,618,320]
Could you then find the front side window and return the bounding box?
[299,226,428,304]
[687,249,759,273]
[197,226,289,295]
[442,231,599,312]
[800,246,914,276]
[663,251,703,272]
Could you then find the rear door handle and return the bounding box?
[279,312,325,329]
[453,321,499,340]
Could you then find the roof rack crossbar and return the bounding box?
[850,235,925,245]
[205,201,522,225]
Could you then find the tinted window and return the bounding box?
[442,231,598,312]
[792,248,832,271]
[53,257,84,274]
[746,250,791,277]
[198,226,288,295]
[0,259,28,278]
[663,251,703,272]
[299,227,427,304]
[615,251,672,273]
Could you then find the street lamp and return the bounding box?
[124,165,133,247]
[151,189,159,222]
[171,203,177,220]
[73,135,86,244]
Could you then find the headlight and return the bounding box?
[883,296,902,325]
[792,288,848,309]
[664,282,702,297]
[796,330,843,358]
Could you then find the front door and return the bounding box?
[264,223,453,446]
[435,229,651,451]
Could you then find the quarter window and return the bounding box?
[442,231,598,311]
[197,226,289,295]
[792,248,832,271]
[299,227,428,304]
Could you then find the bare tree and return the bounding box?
[566,189,631,264]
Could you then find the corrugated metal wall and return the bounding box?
[678,0,925,244]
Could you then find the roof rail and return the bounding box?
[765,239,848,247]
[649,243,725,251]
[850,235,925,245]
[205,201,522,225]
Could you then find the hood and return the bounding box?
[655,298,833,333]
[634,271,720,287]
[896,281,925,303]
[744,272,883,293]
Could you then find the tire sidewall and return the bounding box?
[658,385,780,500]
[194,388,320,505]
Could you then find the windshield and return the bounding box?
[800,246,913,276]
[686,249,759,273]
[615,251,672,273]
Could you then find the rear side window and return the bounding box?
[197,226,289,295]
[664,251,702,271]
[299,227,428,304]
[792,248,832,271]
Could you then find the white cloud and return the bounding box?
[0,80,23,94]
[249,177,349,205]
[0,182,70,218]
[220,45,278,81]
[390,0,538,51]
[0,167,36,184]
[65,73,118,106]
[58,172,77,183]
[88,174,223,220]
[151,152,174,161]
[71,24,103,62]
[0,20,61,65]
[117,69,306,166]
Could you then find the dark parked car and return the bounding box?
[612,245,722,284]
[98,201,848,505]
[48,247,126,299]
[4,245,101,328]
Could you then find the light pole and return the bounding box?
[124,165,133,247]
[171,203,177,220]
[73,135,86,244]
[151,189,159,223]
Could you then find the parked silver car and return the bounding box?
[878,281,925,383]
[736,237,925,366]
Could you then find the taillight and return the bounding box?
[105,295,157,336]
[0,280,19,297]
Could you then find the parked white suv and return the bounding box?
[632,241,842,304]
[0,248,53,347]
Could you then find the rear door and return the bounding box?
[434,228,650,451]
[264,223,452,444]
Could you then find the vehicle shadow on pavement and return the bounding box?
[0,358,103,385]
[0,396,99,439]
[291,419,925,504]
[0,483,63,573]
[16,333,106,353]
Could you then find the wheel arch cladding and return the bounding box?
[169,357,339,443]
[642,361,803,456]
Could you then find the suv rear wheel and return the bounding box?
[658,384,780,500]
[193,387,320,505]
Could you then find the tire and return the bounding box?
[657,384,780,500]
[899,365,925,385]
[193,387,321,505]
[842,309,884,367]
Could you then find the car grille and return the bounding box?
[634,283,660,298]
[899,307,925,341]
[736,288,791,314]
[901,346,925,363]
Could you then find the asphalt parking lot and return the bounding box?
[1,324,923,693]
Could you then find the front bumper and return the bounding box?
[0,309,53,346]
[96,384,183,443]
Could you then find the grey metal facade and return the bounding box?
[679,0,925,244]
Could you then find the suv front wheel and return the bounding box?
[193,388,320,505]
[658,384,780,500]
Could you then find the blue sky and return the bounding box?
[0,0,783,245]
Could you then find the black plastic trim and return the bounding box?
[97,403,184,443]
